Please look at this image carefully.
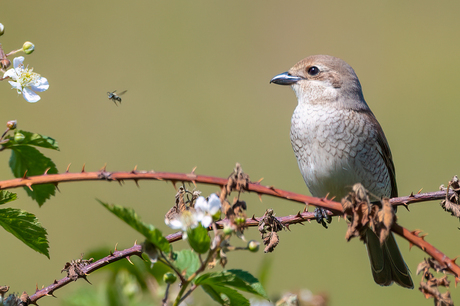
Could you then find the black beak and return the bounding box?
[270,71,301,85]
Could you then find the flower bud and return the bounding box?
[6,120,17,130]
[223,224,234,235]
[0,24,4,36]
[14,133,25,143]
[163,272,177,284]
[22,42,35,55]
[247,240,260,253]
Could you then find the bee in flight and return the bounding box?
[107,90,127,106]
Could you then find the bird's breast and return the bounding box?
[290,104,391,200]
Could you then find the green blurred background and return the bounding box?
[1,1,459,305]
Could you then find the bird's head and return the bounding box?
[270,55,367,110]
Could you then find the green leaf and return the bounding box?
[201,284,249,306]
[227,269,269,300]
[99,201,170,253]
[201,284,226,304]
[187,225,210,254]
[0,190,17,205]
[5,130,59,151]
[174,249,200,279]
[0,208,49,258]
[195,270,269,300]
[9,146,58,206]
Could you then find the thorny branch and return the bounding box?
[0,167,453,210]
[3,167,459,304]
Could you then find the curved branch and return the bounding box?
[0,170,452,211]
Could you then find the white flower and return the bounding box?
[165,210,199,240]
[4,56,49,103]
[195,194,222,228]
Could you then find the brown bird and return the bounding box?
[270,55,413,288]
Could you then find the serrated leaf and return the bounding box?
[0,208,49,258]
[201,284,249,306]
[187,225,210,254]
[227,269,269,300]
[201,284,226,304]
[5,130,59,151]
[174,249,200,279]
[99,201,170,253]
[195,270,269,300]
[0,191,17,205]
[9,146,58,206]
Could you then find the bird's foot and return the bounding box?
[314,207,332,229]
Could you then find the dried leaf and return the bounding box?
[258,209,285,253]
[226,163,250,195]
[440,176,460,218]
[373,198,395,245]
[263,232,279,253]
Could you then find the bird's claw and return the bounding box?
[314,207,332,229]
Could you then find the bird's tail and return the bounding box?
[365,229,414,289]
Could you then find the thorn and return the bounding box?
[134,179,139,188]
[417,188,423,194]
[54,183,60,193]
[81,163,86,173]
[109,250,113,256]
[323,193,330,200]
[117,179,124,186]
[82,276,92,285]
[22,170,28,179]
[191,166,197,174]
[402,202,410,211]
[304,203,309,212]
[114,242,118,251]
[27,183,33,191]
[35,284,39,292]
[44,167,50,175]
[452,256,459,264]
[191,180,197,188]
[251,215,258,221]
[257,193,263,202]
[296,211,302,218]
[411,229,423,237]
[330,196,336,201]
[409,242,414,250]
[307,219,311,223]
[53,280,58,284]
[285,224,291,230]
[100,163,107,172]
[420,233,428,241]
[126,256,134,265]
[256,177,264,184]
[132,165,138,173]
[66,163,71,173]
[134,240,138,245]
[409,192,414,197]
[171,180,177,189]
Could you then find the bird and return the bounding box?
[270,55,413,289]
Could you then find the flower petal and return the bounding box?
[8,81,22,91]
[207,194,222,214]
[4,69,18,80]
[13,56,24,69]
[22,88,40,103]
[195,196,208,212]
[200,215,212,228]
[167,219,184,230]
[31,77,49,92]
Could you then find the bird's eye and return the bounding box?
[307,66,320,76]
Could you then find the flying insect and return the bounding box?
[107,90,127,105]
